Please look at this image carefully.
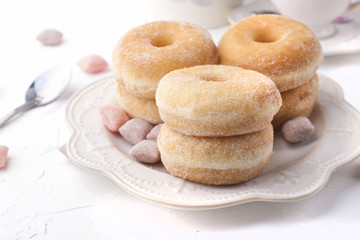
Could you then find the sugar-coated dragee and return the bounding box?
[0,145,9,169]
[36,29,63,46]
[129,140,160,164]
[119,118,153,145]
[146,123,163,141]
[77,55,108,74]
[281,117,315,143]
[98,105,130,132]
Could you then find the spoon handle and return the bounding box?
[0,101,36,128]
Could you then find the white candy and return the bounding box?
[129,140,160,164]
[282,117,315,143]
[119,118,153,145]
[36,29,63,46]
[146,124,163,141]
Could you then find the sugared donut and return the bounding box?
[272,74,318,129]
[116,85,162,124]
[112,21,219,99]
[219,15,323,92]
[155,65,282,137]
[158,123,274,185]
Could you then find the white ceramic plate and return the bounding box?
[65,74,360,210]
[227,1,360,56]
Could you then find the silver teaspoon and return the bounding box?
[0,66,71,128]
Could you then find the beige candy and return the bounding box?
[0,145,9,169]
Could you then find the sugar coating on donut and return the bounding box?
[272,74,318,129]
[282,117,315,143]
[158,123,274,185]
[116,84,163,124]
[129,140,160,164]
[116,21,215,69]
[112,21,219,98]
[119,118,153,145]
[219,14,323,92]
[156,65,282,136]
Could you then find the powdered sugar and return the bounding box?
[112,21,218,83]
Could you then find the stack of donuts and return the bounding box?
[109,15,323,185]
[156,65,282,185]
[219,14,323,129]
[112,21,219,124]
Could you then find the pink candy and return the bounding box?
[129,140,160,163]
[282,117,315,143]
[119,118,153,145]
[98,107,162,164]
[146,124,163,141]
[77,55,108,74]
[36,29,63,46]
[0,145,9,169]
[98,105,130,132]
[59,144,68,157]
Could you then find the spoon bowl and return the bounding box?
[0,66,71,128]
[30,66,71,105]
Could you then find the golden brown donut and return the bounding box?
[219,14,323,92]
[112,21,219,99]
[116,84,162,125]
[272,74,318,129]
[158,123,274,185]
[155,65,282,137]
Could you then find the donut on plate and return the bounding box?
[155,65,282,137]
[112,21,219,99]
[116,84,162,125]
[219,14,323,92]
[272,74,318,129]
[158,123,274,185]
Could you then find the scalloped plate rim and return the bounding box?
[65,74,360,210]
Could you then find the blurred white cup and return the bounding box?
[270,0,351,39]
[145,0,243,28]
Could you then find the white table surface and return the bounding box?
[1,0,360,239]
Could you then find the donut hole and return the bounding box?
[252,30,279,43]
[150,37,173,48]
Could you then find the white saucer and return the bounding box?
[65,74,360,210]
[228,0,360,56]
